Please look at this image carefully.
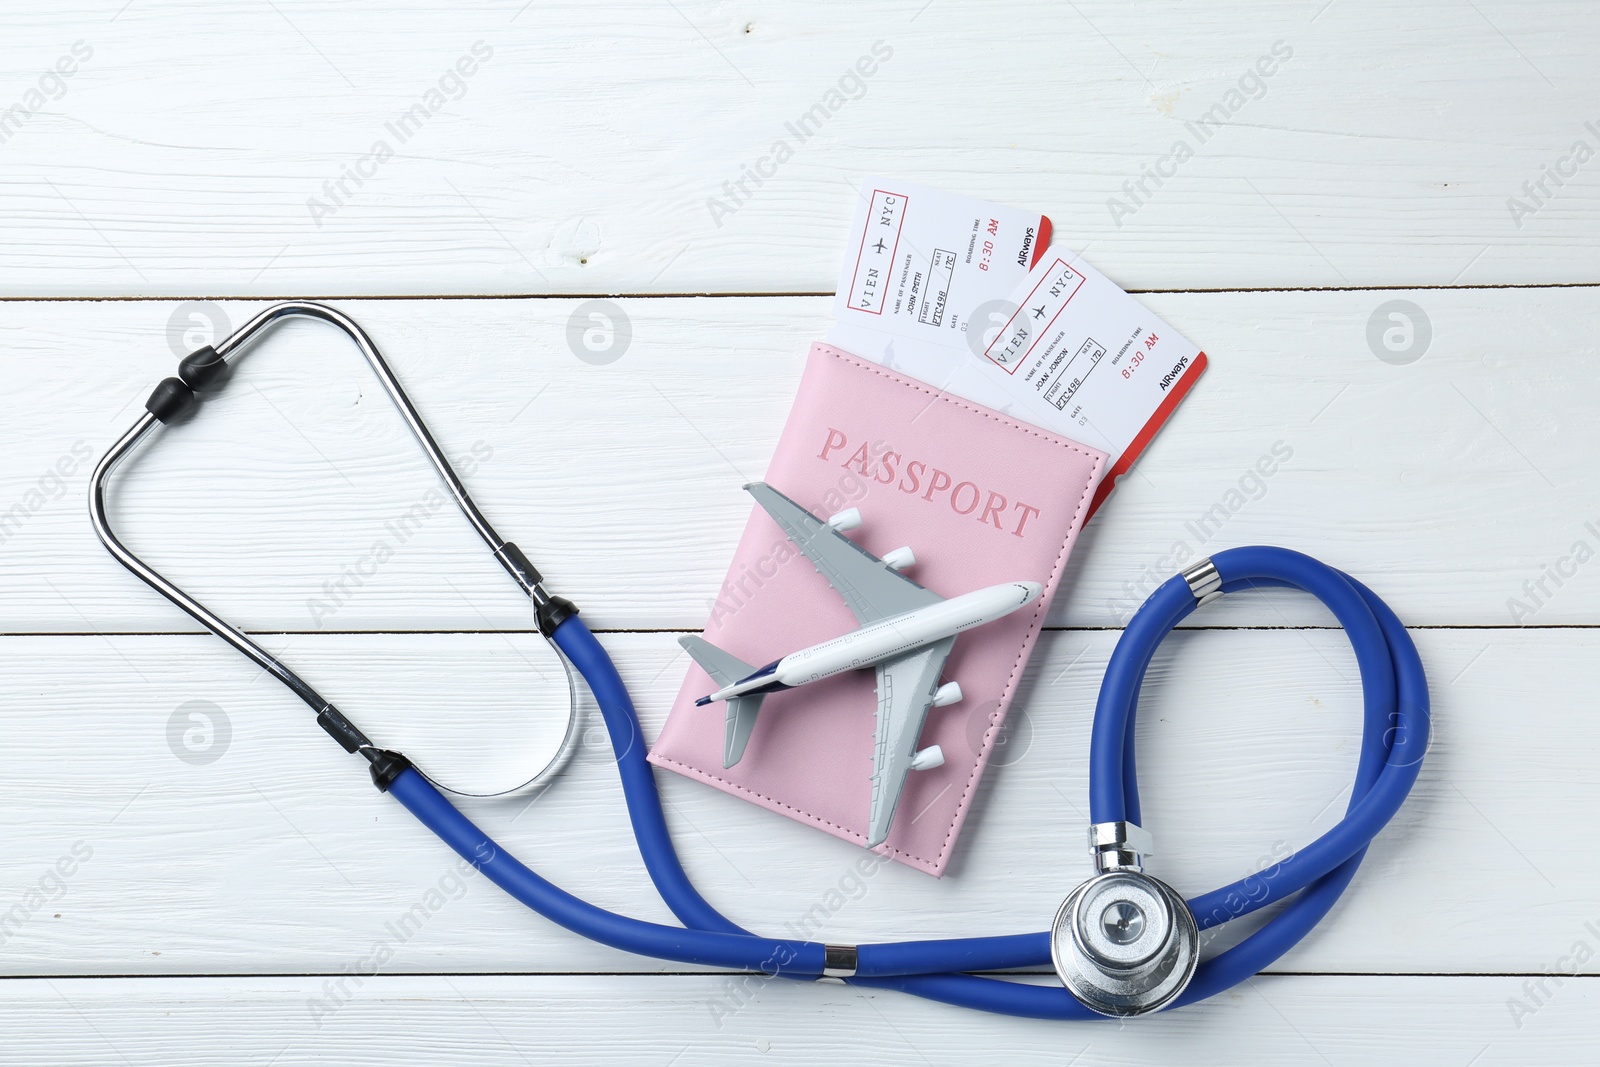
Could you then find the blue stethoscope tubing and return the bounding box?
[386,545,1429,1019]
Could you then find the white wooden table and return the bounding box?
[3,3,1594,1063]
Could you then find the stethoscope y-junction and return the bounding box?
[90,301,1429,1019]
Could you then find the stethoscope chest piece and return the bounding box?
[1050,868,1199,1017]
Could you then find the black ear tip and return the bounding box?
[178,346,230,391]
[144,377,195,423]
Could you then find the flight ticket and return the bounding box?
[827,178,1206,514]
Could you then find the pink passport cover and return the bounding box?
[648,345,1106,875]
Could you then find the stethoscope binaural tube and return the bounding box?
[90,303,1428,1018]
[90,301,583,797]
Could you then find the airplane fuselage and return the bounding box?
[698,581,1042,704]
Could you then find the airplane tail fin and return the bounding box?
[678,635,766,768]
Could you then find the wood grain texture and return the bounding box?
[4,1,1595,1059]
[3,2,1597,295]
[2,290,1595,632]
[0,973,1591,1066]
[0,628,1585,978]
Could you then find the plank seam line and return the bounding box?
[0,970,1579,981]
[2,280,1598,303]
[0,624,1586,638]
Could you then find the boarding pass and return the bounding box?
[829,177,1049,362]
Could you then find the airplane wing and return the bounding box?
[744,482,943,624]
[866,637,955,848]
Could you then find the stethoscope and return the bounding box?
[90,301,1429,1019]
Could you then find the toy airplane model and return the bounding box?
[682,482,1042,848]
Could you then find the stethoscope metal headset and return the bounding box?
[90,301,1430,1019]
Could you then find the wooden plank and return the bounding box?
[2,290,1596,631]
[0,973,1591,1066]
[0,628,1581,976]
[3,2,1598,295]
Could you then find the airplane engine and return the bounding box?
[882,546,915,571]
[826,507,862,532]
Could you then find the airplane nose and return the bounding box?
[1018,581,1044,603]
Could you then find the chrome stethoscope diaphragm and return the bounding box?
[1051,824,1198,1016]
